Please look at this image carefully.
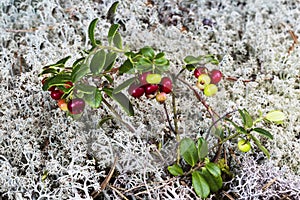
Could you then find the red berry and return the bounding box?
[68,98,85,115]
[144,84,159,95]
[50,89,64,100]
[194,66,208,78]
[139,71,151,85]
[48,86,56,91]
[156,92,167,104]
[210,69,222,84]
[64,81,73,89]
[57,99,68,111]
[128,83,145,98]
[160,77,172,94]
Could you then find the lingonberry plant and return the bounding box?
[38,2,286,198]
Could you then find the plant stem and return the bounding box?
[163,102,176,135]
[102,98,135,133]
[171,92,181,164]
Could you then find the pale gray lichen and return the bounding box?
[0,0,299,199]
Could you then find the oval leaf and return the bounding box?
[252,128,273,139]
[108,24,120,45]
[112,92,134,116]
[113,77,136,94]
[265,110,286,122]
[180,138,198,167]
[192,171,210,198]
[243,109,253,128]
[104,52,117,71]
[205,162,221,178]
[201,167,222,192]
[113,32,122,49]
[75,83,97,94]
[167,164,183,176]
[183,55,202,64]
[84,89,102,108]
[140,46,155,59]
[119,59,133,75]
[107,1,119,21]
[250,135,270,159]
[42,74,71,91]
[90,50,106,74]
[197,137,208,160]
[71,63,90,83]
[88,18,99,47]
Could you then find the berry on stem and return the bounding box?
[160,77,173,94]
[144,84,159,95]
[50,89,64,100]
[210,69,222,84]
[203,84,218,96]
[146,73,162,84]
[139,71,151,85]
[57,99,68,111]
[196,74,211,90]
[68,98,85,115]
[156,92,167,104]
[238,139,251,152]
[128,83,145,98]
[64,81,73,89]
[194,66,208,78]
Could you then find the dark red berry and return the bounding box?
[48,86,56,91]
[160,77,172,94]
[64,81,73,89]
[144,84,159,95]
[194,67,208,78]
[210,69,222,84]
[50,89,64,100]
[139,71,151,85]
[128,83,145,98]
[67,98,85,115]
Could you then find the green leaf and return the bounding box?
[104,52,117,71]
[238,109,246,126]
[180,138,198,167]
[98,115,114,128]
[192,171,210,198]
[154,57,169,67]
[119,59,133,75]
[155,52,165,59]
[252,128,273,139]
[183,55,202,64]
[200,167,222,192]
[136,57,152,68]
[185,64,196,71]
[38,68,59,76]
[107,1,119,20]
[167,164,183,176]
[108,24,120,45]
[43,56,71,69]
[75,83,97,94]
[250,135,270,159]
[205,162,221,178]
[104,74,114,84]
[90,50,106,74]
[243,109,253,128]
[84,89,102,108]
[113,32,122,49]
[140,46,155,59]
[56,55,71,65]
[113,77,136,94]
[88,18,99,47]
[265,110,286,122]
[71,63,90,83]
[197,137,208,160]
[106,91,134,116]
[42,74,71,91]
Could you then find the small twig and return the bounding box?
[91,156,119,199]
[108,185,129,200]
[222,191,235,200]
[261,177,277,191]
[288,30,298,55]
[163,102,176,135]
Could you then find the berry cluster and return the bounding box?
[194,67,222,96]
[128,72,173,104]
[41,78,85,115]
